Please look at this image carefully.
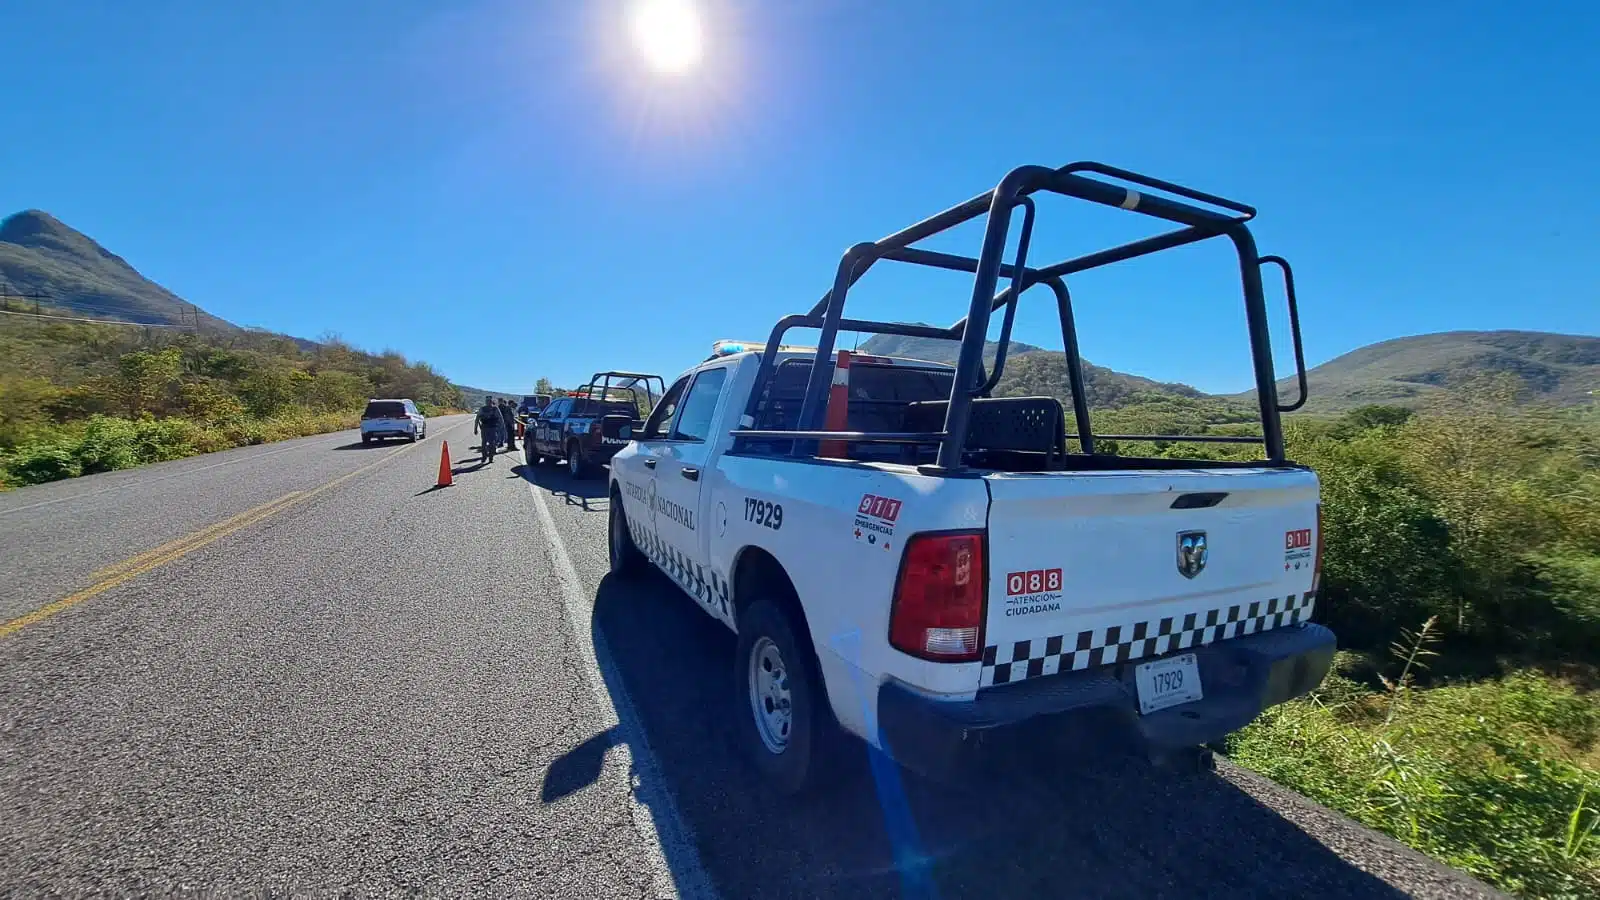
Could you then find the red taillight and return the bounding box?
[889,531,986,662]
[1312,504,1324,594]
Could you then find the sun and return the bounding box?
[628,0,704,75]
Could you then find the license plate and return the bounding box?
[1135,653,1203,714]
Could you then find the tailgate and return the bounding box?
[979,467,1319,688]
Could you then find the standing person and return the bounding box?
[474,396,503,462]
[498,397,518,451]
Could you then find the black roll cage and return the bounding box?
[572,371,665,417]
[734,161,1307,470]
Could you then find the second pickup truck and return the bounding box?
[525,371,664,478]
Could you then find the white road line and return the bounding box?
[524,482,718,900]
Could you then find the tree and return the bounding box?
[304,369,369,411]
[115,348,182,416]
[236,367,299,417]
[179,380,246,422]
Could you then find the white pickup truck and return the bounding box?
[607,162,1334,793]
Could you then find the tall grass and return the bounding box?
[1228,655,1600,898]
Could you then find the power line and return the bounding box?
[0,307,190,327]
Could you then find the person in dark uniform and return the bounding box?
[474,396,503,461]
[498,397,518,451]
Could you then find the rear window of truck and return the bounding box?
[753,360,954,430]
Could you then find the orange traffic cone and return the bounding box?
[819,349,853,458]
[436,441,453,487]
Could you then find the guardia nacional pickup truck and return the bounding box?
[607,162,1334,793]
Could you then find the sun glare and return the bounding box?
[628,0,704,75]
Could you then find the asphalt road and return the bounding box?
[0,423,1504,898]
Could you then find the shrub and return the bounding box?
[5,445,82,485]
[71,416,142,474]
[179,380,247,423]
[1292,430,1459,648]
[130,417,201,464]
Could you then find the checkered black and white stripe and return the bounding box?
[629,514,732,624]
[979,592,1316,688]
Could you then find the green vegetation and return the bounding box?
[1061,372,1599,897]
[0,314,462,489]
[1231,656,1599,898]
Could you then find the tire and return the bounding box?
[408,429,418,443]
[1148,744,1216,775]
[361,434,372,445]
[608,491,646,578]
[568,441,592,478]
[734,595,842,795]
[525,441,537,468]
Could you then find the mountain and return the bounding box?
[1241,330,1599,412]
[0,210,237,331]
[857,330,1207,409]
[0,210,508,404]
[855,331,1045,364]
[454,385,523,405]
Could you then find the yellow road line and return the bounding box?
[0,418,468,640]
[0,491,302,639]
[86,491,306,583]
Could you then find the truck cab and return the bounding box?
[608,161,1332,794]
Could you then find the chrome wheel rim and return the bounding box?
[747,637,792,754]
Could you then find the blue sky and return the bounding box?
[3,1,1596,394]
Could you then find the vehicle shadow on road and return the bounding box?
[580,570,1415,900]
[333,440,396,450]
[510,464,609,511]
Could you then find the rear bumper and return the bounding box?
[589,439,628,463]
[876,623,1335,776]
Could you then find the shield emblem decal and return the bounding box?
[1177,531,1208,579]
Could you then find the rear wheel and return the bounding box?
[1148,744,1216,775]
[734,595,842,795]
[568,441,592,478]
[608,492,646,577]
[361,434,372,445]
[524,440,537,467]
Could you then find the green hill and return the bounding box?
[857,330,1206,409]
[860,328,1597,414]
[1239,330,1600,412]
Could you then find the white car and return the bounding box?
[606,161,1333,794]
[360,398,426,444]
